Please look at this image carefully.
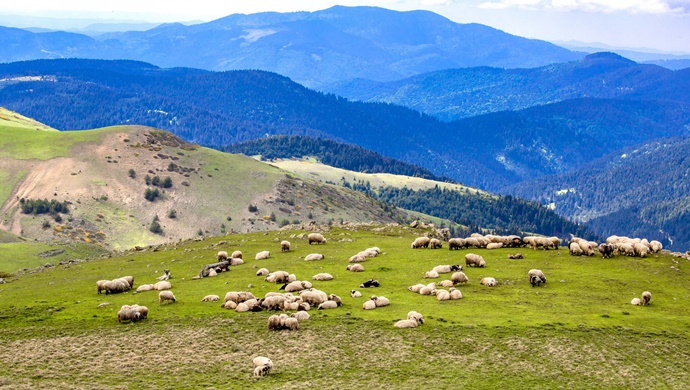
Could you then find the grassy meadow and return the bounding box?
[0,225,688,389]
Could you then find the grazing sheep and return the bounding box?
[255,251,271,260]
[633,243,649,258]
[486,242,503,250]
[528,269,546,287]
[548,237,561,249]
[465,254,485,268]
[449,287,463,300]
[254,365,271,377]
[448,238,466,250]
[436,289,450,301]
[362,300,376,310]
[433,265,462,274]
[451,272,469,285]
[349,254,366,263]
[424,270,439,279]
[429,238,443,249]
[312,273,334,281]
[262,296,287,311]
[136,284,155,292]
[217,251,229,261]
[372,296,390,307]
[291,311,310,321]
[307,233,327,245]
[411,237,431,249]
[350,290,362,298]
[265,271,290,284]
[347,264,364,272]
[153,281,172,291]
[224,291,256,304]
[641,291,652,306]
[284,317,299,330]
[96,280,108,294]
[304,253,324,261]
[617,243,635,257]
[649,240,663,253]
[104,279,130,295]
[631,298,642,306]
[480,277,498,287]
[256,268,269,276]
[578,241,595,256]
[598,244,614,258]
[231,250,242,259]
[281,240,291,252]
[359,279,380,288]
[318,301,339,310]
[437,280,454,288]
[508,253,524,259]
[569,242,583,256]
[201,295,220,302]
[158,291,176,304]
[117,276,134,288]
[117,305,142,323]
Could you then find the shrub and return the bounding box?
[151,175,161,187]
[149,216,162,234]
[279,219,290,227]
[167,209,177,219]
[145,174,152,185]
[162,177,173,188]
[248,204,258,213]
[144,188,160,202]
[42,220,51,228]
[128,169,136,179]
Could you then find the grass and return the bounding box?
[0,107,56,132]
[0,225,688,388]
[0,125,112,160]
[0,241,107,273]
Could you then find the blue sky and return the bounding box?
[1,0,689,52]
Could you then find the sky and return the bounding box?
[1,0,689,53]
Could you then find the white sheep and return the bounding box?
[631,297,642,306]
[291,311,310,321]
[436,289,450,301]
[408,284,426,293]
[256,268,269,276]
[362,300,376,310]
[486,242,503,250]
[424,270,439,279]
[465,254,485,268]
[231,250,243,259]
[217,251,229,260]
[432,265,462,274]
[201,295,219,302]
[349,254,367,263]
[136,284,155,292]
[312,273,333,281]
[437,280,454,288]
[307,233,327,245]
[641,291,651,306]
[158,291,176,304]
[96,280,108,294]
[451,272,469,285]
[153,281,172,291]
[255,250,270,260]
[449,287,462,300]
[480,277,497,287]
[350,290,362,298]
[318,301,339,310]
[304,253,324,261]
[281,240,291,252]
[222,300,237,310]
[372,296,390,307]
[411,237,430,249]
[347,264,364,272]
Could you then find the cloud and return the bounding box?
[419,0,458,5]
[477,0,690,14]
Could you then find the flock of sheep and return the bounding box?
[96,230,659,377]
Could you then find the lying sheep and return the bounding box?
[153,281,172,291]
[222,300,237,310]
[350,290,362,298]
[224,291,256,304]
[641,291,652,306]
[281,240,291,252]
[372,296,390,307]
[136,284,155,292]
[366,247,381,255]
[429,238,443,249]
[411,237,431,249]
[419,284,436,296]
[362,300,376,310]
[436,289,450,301]
[282,280,312,293]
[437,280,454,288]
[291,311,310,321]
[231,250,243,259]
[307,233,327,245]
[349,254,366,263]
[347,264,364,272]
[158,291,176,304]
[480,277,497,287]
[312,273,333,281]
[359,279,380,288]
[432,265,462,274]
[631,297,642,306]
[255,251,271,260]
[318,301,339,310]
[449,287,463,300]
[304,253,324,261]
[394,311,425,328]
[229,257,244,266]
[451,272,469,285]
[358,249,379,258]
[299,289,327,306]
[424,270,439,279]
[465,254,485,268]
[201,295,220,302]
[256,268,269,276]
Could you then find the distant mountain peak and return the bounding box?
[583,52,637,64]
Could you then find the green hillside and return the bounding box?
[0,226,687,388]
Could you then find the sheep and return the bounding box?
[284,317,299,330]
[117,276,134,288]
[291,311,310,321]
[464,237,481,248]
[117,305,142,323]
[328,294,343,306]
[256,268,269,276]
[408,284,426,293]
[318,301,339,310]
[358,249,379,258]
[448,238,466,250]
[359,279,380,288]
[255,251,271,260]
[631,297,642,306]
[135,283,154,292]
[419,285,436,296]
[231,250,242,259]
[254,365,271,377]
[362,300,376,310]
[486,242,503,250]
[598,244,614,258]
[349,254,366,263]
[288,274,297,282]
[217,251,229,261]
[508,253,524,259]
[578,241,595,256]
[222,300,237,310]
[201,295,220,302]
[617,243,635,256]
[350,290,362,298]
[429,238,443,249]
[394,319,420,328]
[633,243,649,258]
[372,296,390,307]
[265,271,290,284]
[569,242,583,256]
[283,281,311,293]
[96,280,108,294]
[437,280,454,288]
[253,356,273,373]
[104,279,129,295]
[432,265,462,274]
[411,237,431,249]
[307,233,327,245]
[208,268,218,277]
[235,302,250,313]
[480,277,497,287]
[465,254,485,268]
[424,270,439,279]
[283,301,300,311]
[153,281,172,291]
[230,257,244,266]
[298,289,327,306]
[451,272,469,285]
[347,264,364,272]
[366,247,381,255]
[224,291,256,304]
[641,291,652,306]
[436,289,450,301]
[407,311,424,324]
[528,269,547,287]
[158,291,176,304]
[449,287,463,300]
[304,253,324,261]
[312,273,333,281]
[548,237,561,249]
[281,240,291,252]
[262,296,287,311]
[650,240,663,253]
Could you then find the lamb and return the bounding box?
[307,233,327,245]
[350,290,362,298]
[256,268,269,276]
[254,365,271,377]
[318,301,339,310]
[291,311,310,321]
[328,294,343,306]
[362,300,376,310]
[641,291,652,306]
[429,238,443,249]
[201,295,220,302]
[449,287,463,300]
[528,269,546,287]
[253,356,273,369]
[411,237,431,249]
[312,273,333,281]
[281,240,291,252]
[448,238,466,250]
[465,254,485,268]
[304,253,324,261]
[255,250,271,260]
[153,281,172,291]
[231,250,243,259]
[217,251,229,261]
[372,295,390,307]
[569,242,583,256]
[347,264,364,272]
[349,254,367,263]
[437,280,454,288]
[424,270,439,279]
[359,279,380,288]
[486,242,503,250]
[480,277,497,287]
[451,272,469,285]
[631,297,642,306]
[158,291,176,304]
[433,265,462,274]
[598,244,614,258]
